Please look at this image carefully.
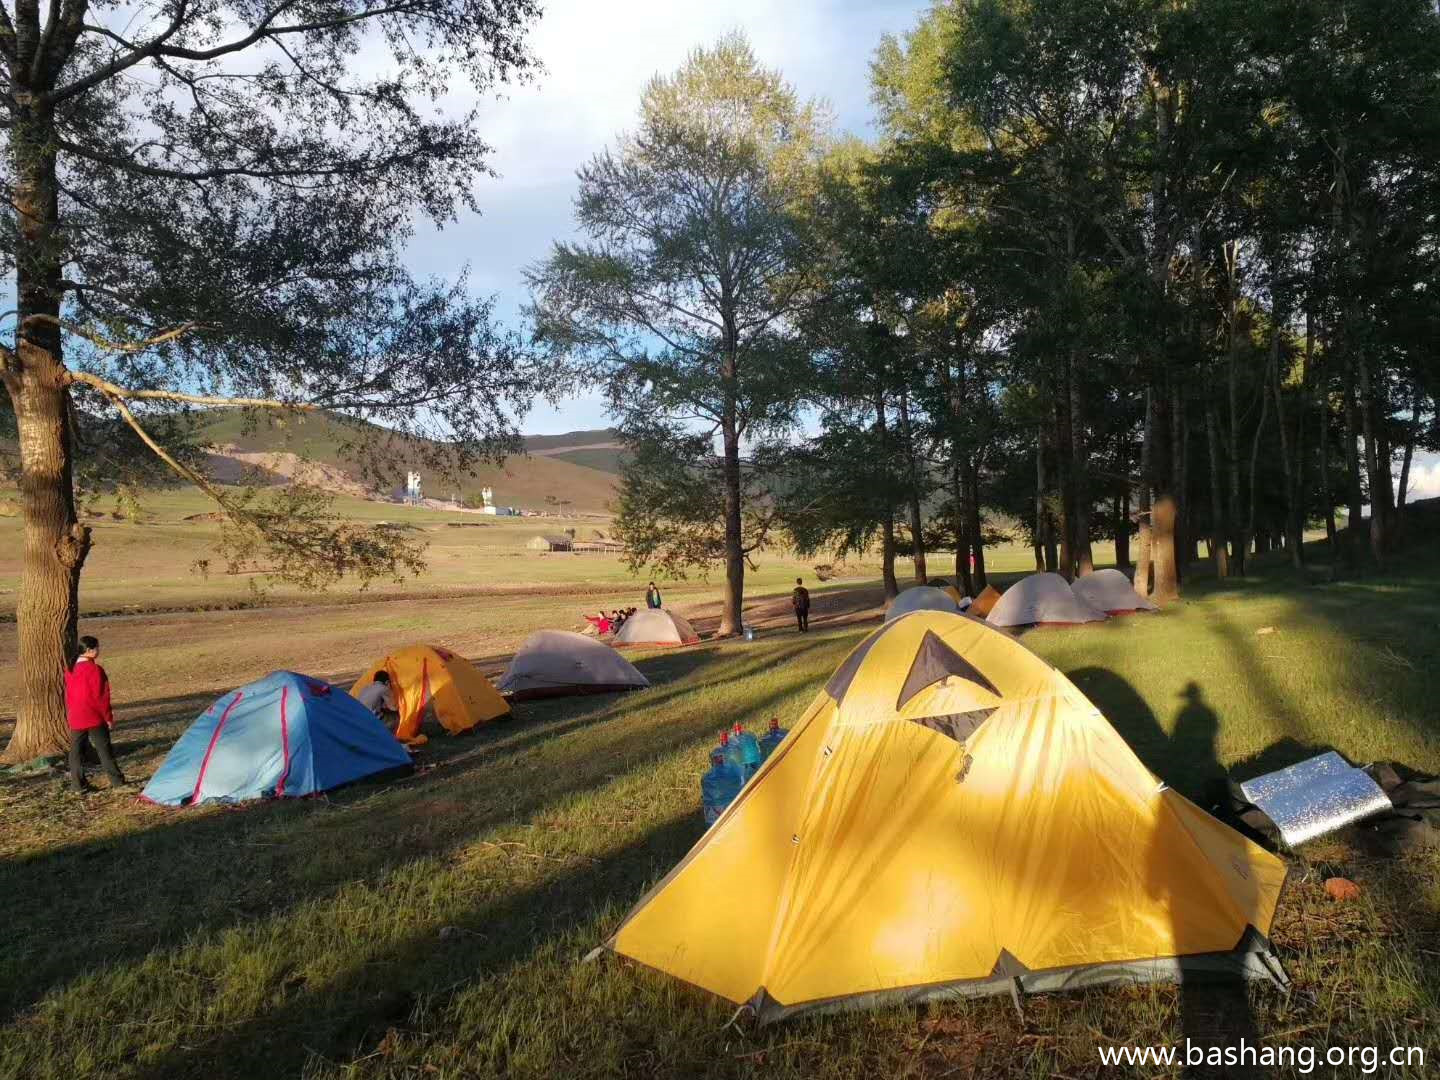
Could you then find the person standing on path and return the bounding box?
[65,635,127,793]
[791,577,811,633]
[646,581,663,609]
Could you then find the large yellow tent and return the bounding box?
[351,644,508,742]
[602,610,1287,1023]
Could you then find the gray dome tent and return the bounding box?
[884,585,962,622]
[498,630,650,701]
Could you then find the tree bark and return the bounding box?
[875,395,899,600]
[1170,379,1187,584]
[1396,387,1423,535]
[1341,356,1366,563]
[1272,306,1301,567]
[966,459,987,592]
[1036,427,1057,572]
[1114,432,1131,568]
[718,409,744,637]
[953,457,974,595]
[1314,332,1338,561]
[1244,340,1274,562]
[1355,349,1387,565]
[1135,386,1153,599]
[1055,396,1074,579]
[3,101,93,762]
[1149,378,1178,602]
[1205,390,1230,578]
[1069,349,1093,576]
[897,391,927,583]
[1224,243,1245,577]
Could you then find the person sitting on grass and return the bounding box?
[65,635,127,794]
[596,611,613,635]
[354,670,397,724]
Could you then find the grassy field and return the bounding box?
[2,530,1438,1078]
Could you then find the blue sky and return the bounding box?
[404,0,932,434]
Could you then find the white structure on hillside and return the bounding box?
[478,486,515,516]
[404,471,423,503]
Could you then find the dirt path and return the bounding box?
[0,580,885,735]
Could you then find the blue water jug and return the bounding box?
[701,751,743,825]
[758,717,789,761]
[731,722,761,780]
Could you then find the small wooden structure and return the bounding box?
[527,534,573,552]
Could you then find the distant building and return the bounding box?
[527,534,574,552]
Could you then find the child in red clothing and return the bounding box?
[65,635,126,793]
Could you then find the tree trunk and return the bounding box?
[875,395,899,600]
[1135,387,1153,599]
[1224,244,1245,577]
[718,411,744,637]
[1355,350,1387,565]
[953,455,975,595]
[1314,335,1337,560]
[1396,388,1423,539]
[1036,427,1057,572]
[1150,379,1178,602]
[1151,495,1178,603]
[1205,390,1230,578]
[1114,433,1131,568]
[3,102,93,763]
[1272,305,1302,568]
[1171,379,1187,584]
[1342,356,1366,563]
[1055,397,1074,579]
[897,391,927,583]
[1244,341,1274,561]
[966,459,987,592]
[1069,349,1093,576]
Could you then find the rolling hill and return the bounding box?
[199,411,621,513]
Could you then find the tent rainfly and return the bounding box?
[142,671,411,806]
[967,584,1002,619]
[1072,568,1158,615]
[612,609,700,647]
[351,644,509,742]
[597,610,1287,1023]
[498,630,650,700]
[884,585,961,622]
[986,573,1107,628]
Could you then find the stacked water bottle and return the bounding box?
[700,717,789,826]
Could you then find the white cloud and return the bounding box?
[1403,454,1440,501]
[400,1,930,432]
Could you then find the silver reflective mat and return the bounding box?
[1239,751,1391,847]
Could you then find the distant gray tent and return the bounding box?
[612,608,700,647]
[986,573,1107,628]
[498,630,650,700]
[1071,568,1158,615]
[884,585,962,622]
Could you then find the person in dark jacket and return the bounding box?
[645,582,662,609]
[791,577,811,633]
[65,635,126,793]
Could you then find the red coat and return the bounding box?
[65,658,114,731]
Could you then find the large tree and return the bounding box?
[528,33,824,636]
[1,0,544,760]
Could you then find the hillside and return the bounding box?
[199,411,620,512]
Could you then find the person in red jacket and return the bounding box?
[65,635,127,793]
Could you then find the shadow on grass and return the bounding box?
[0,633,853,1029]
[123,811,705,1080]
[1072,667,1264,1077]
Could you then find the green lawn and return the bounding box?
[2,545,1438,1078]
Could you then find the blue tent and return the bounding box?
[142,671,412,807]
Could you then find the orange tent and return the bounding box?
[351,644,508,742]
[968,584,1002,619]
